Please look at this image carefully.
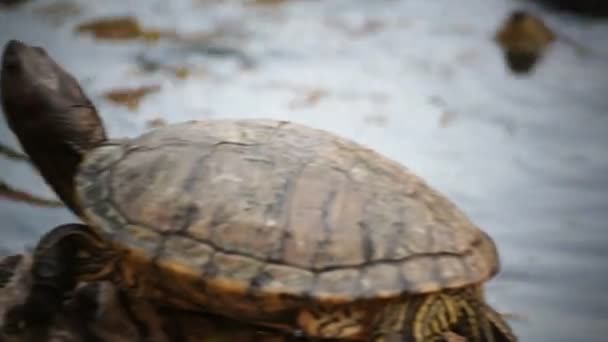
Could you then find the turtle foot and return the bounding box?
[4,223,104,335]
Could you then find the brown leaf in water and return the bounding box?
[173,66,191,79]
[76,16,174,42]
[494,11,556,74]
[103,85,161,110]
[495,11,555,51]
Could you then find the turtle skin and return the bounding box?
[0,39,517,342]
[0,253,318,342]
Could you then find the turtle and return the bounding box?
[0,254,306,342]
[0,39,517,342]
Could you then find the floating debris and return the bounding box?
[76,16,175,42]
[146,118,168,129]
[0,143,28,161]
[439,111,457,128]
[178,45,257,70]
[0,180,64,208]
[173,66,191,79]
[136,42,254,74]
[103,85,161,110]
[429,95,458,128]
[75,15,255,70]
[495,11,555,74]
[134,54,194,79]
[363,114,388,127]
[288,88,329,109]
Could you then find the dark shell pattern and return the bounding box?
[75,119,499,304]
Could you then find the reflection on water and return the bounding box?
[1,0,608,341]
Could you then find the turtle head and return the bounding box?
[1,40,107,215]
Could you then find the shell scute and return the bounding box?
[77,119,499,305]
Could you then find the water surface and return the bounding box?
[1,0,608,341]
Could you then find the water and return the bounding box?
[1,0,608,340]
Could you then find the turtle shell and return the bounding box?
[75,119,499,311]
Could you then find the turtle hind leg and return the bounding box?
[482,304,518,342]
[371,286,517,342]
[2,223,115,335]
[296,305,368,339]
[444,288,518,342]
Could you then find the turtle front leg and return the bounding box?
[2,223,116,335]
[370,287,517,342]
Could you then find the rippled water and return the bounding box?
[1,0,608,341]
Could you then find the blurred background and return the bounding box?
[1,0,607,341]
